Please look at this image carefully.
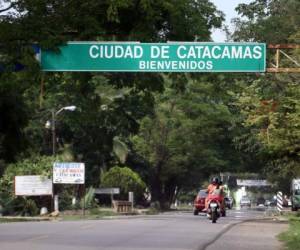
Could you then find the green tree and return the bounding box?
[230,0,300,191]
[0,0,225,188]
[131,77,239,209]
[0,73,30,165]
[235,76,300,192]
[101,166,146,201]
[231,0,300,43]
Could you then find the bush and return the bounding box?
[0,196,39,216]
[80,187,97,209]
[0,154,59,215]
[3,155,56,179]
[57,186,78,211]
[101,166,146,202]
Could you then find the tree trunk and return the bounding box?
[150,175,178,210]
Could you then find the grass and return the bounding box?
[0,217,43,223]
[0,208,118,223]
[0,218,24,223]
[61,207,118,221]
[278,214,300,250]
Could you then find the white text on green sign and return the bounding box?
[41,42,266,72]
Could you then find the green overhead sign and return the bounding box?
[41,42,266,72]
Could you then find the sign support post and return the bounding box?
[83,183,86,216]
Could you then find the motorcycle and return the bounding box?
[207,191,225,223]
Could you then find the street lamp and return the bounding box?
[56,105,77,115]
[45,105,77,155]
[44,105,77,213]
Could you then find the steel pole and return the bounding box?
[51,109,56,213]
[52,109,56,155]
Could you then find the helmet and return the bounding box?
[211,177,219,184]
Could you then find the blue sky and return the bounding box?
[211,0,252,41]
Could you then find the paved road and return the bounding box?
[0,208,287,250]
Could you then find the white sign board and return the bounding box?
[53,162,85,184]
[15,175,53,196]
[94,188,120,194]
[237,179,271,187]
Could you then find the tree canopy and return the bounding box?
[0,0,227,210]
[231,0,300,193]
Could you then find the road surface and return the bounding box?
[0,208,287,250]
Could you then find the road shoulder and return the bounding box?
[205,219,288,250]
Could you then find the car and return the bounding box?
[193,189,207,215]
[224,196,234,209]
[265,198,276,207]
[256,197,265,206]
[264,199,271,206]
[291,179,300,211]
[240,196,251,208]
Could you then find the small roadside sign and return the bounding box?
[53,162,85,184]
[94,188,120,194]
[15,175,53,196]
[236,179,271,187]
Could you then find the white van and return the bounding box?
[291,179,300,211]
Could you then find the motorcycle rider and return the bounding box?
[204,177,220,211]
[205,177,225,213]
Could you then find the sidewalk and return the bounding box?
[206,219,288,250]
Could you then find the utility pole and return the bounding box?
[46,106,77,213]
[51,109,56,155]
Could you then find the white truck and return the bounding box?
[291,179,300,211]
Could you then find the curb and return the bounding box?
[0,216,54,222]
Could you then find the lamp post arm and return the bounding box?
[55,107,65,116]
[51,105,76,155]
[56,106,76,115]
